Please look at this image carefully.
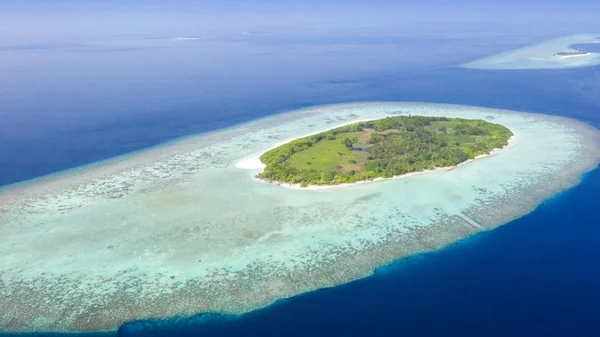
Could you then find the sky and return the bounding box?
[2,0,600,42]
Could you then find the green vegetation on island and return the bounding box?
[258,116,513,187]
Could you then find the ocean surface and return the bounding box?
[1,33,600,336]
[571,43,600,52]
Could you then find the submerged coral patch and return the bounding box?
[0,102,599,332]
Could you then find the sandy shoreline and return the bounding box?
[555,53,591,59]
[236,122,518,191]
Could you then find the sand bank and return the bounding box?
[462,33,600,70]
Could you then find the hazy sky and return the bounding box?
[2,0,600,42]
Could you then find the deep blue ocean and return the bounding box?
[1,34,600,337]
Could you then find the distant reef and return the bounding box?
[462,34,600,69]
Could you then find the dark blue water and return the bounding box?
[2,39,600,337]
[3,65,600,186]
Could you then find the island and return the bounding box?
[462,33,600,70]
[258,116,513,187]
[554,50,590,59]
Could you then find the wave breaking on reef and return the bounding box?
[1,102,599,333]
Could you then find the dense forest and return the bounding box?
[258,116,513,187]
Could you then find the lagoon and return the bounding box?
[1,102,598,332]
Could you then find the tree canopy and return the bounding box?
[258,116,513,187]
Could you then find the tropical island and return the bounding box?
[2,102,599,333]
[554,50,590,58]
[258,116,513,187]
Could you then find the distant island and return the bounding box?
[554,50,590,58]
[462,34,600,70]
[174,36,205,41]
[258,116,513,187]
